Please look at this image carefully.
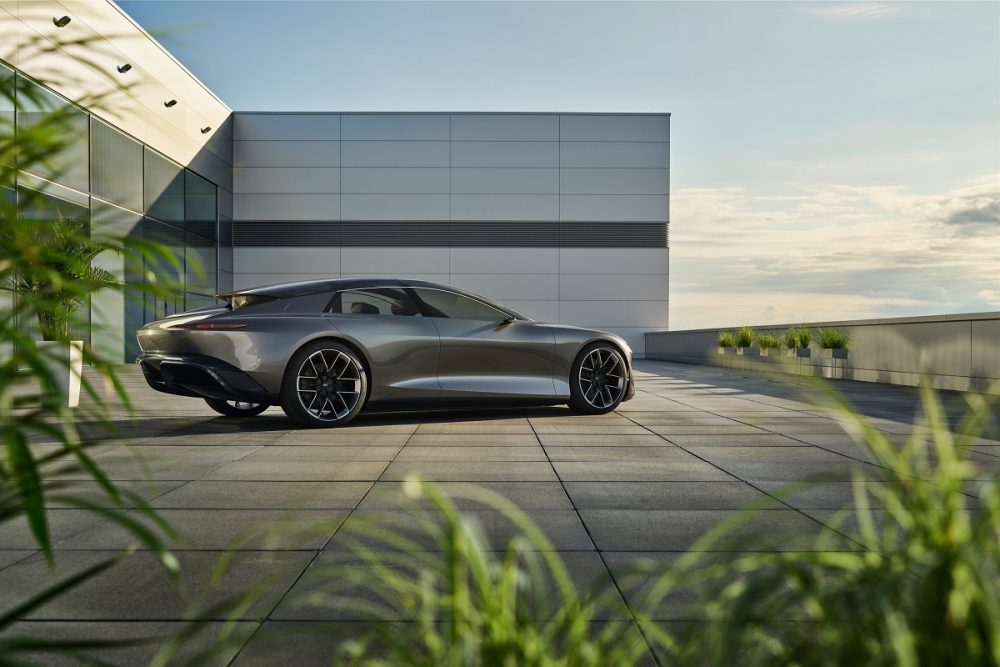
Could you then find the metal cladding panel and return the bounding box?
[450,247,559,274]
[450,114,559,141]
[234,113,340,140]
[234,140,341,167]
[451,168,559,194]
[451,141,559,168]
[451,194,559,221]
[188,148,233,192]
[341,114,450,140]
[341,167,450,194]
[559,299,670,328]
[560,248,670,274]
[341,141,450,167]
[559,273,669,301]
[560,194,669,222]
[450,273,560,300]
[234,246,341,273]
[341,194,450,220]
[234,193,341,220]
[340,247,450,274]
[560,114,670,142]
[560,168,669,195]
[233,167,339,194]
[560,141,670,168]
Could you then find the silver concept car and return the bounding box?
[137,278,634,427]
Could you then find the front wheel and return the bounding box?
[205,398,269,418]
[280,340,368,428]
[567,342,628,415]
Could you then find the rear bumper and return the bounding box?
[137,353,275,404]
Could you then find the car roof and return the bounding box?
[221,277,456,299]
[220,277,527,319]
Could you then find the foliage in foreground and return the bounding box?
[0,33,185,666]
[296,380,999,667]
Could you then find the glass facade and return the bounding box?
[2,59,226,361]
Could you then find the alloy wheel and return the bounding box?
[296,348,363,422]
[578,347,626,410]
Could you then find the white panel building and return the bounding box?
[232,112,669,354]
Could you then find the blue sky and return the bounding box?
[121,0,1000,328]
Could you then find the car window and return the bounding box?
[411,288,507,321]
[330,288,422,317]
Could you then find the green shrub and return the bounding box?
[784,326,812,349]
[756,333,781,350]
[818,328,850,349]
[717,330,737,347]
[736,326,754,348]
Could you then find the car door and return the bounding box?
[324,286,441,403]
[408,287,556,399]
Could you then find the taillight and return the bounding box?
[171,322,248,330]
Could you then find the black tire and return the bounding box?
[280,340,368,428]
[567,342,628,415]
[205,398,269,418]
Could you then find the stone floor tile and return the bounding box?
[151,481,372,509]
[564,481,768,510]
[358,481,573,510]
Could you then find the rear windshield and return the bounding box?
[227,294,279,310]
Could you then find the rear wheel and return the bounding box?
[205,398,269,418]
[280,340,368,428]
[568,342,628,415]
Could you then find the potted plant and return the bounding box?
[757,333,782,359]
[818,328,850,359]
[717,330,737,355]
[2,216,117,407]
[818,328,850,380]
[783,326,813,358]
[736,326,757,356]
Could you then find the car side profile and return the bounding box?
[137,278,634,427]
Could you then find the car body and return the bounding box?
[136,278,634,426]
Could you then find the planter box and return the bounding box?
[36,340,83,408]
[759,348,781,357]
[821,348,848,359]
[717,347,736,355]
[736,348,759,357]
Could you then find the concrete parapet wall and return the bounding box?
[645,312,1000,394]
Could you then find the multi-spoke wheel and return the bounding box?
[280,340,368,427]
[568,342,628,414]
[205,398,269,418]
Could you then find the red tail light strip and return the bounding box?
[171,322,248,330]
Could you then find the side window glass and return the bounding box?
[330,288,421,317]
[412,288,505,321]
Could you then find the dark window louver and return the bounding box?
[233,220,668,248]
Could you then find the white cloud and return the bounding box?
[669,174,1000,329]
[802,3,904,21]
[979,290,1000,309]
